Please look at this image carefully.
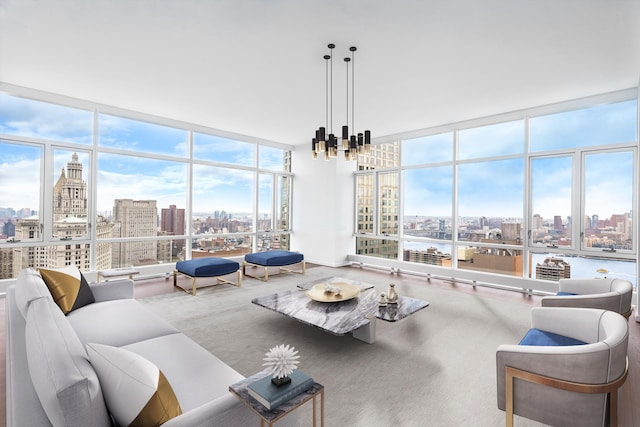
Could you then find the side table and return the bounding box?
[229,370,324,427]
[97,268,139,283]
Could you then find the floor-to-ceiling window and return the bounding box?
[355,94,638,290]
[0,91,292,280]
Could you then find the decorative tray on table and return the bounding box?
[305,282,361,302]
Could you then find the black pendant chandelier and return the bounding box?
[312,43,371,160]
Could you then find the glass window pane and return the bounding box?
[97,154,187,248]
[0,141,41,246]
[457,159,524,228]
[53,150,90,240]
[402,133,453,165]
[191,235,253,258]
[531,252,637,288]
[457,244,524,277]
[258,174,273,232]
[530,156,572,247]
[356,174,374,234]
[530,100,638,152]
[11,243,94,274]
[276,175,291,231]
[193,133,256,166]
[0,94,93,144]
[458,120,524,160]
[379,172,399,235]
[110,239,176,268]
[159,205,186,260]
[358,142,399,170]
[355,237,398,259]
[403,242,452,266]
[192,165,254,234]
[259,146,290,172]
[584,151,634,252]
[98,114,188,157]
[256,233,290,252]
[403,166,452,239]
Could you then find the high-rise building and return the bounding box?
[532,214,543,230]
[536,257,571,281]
[160,204,186,256]
[404,247,451,266]
[112,199,158,267]
[160,204,185,235]
[9,153,113,277]
[553,216,563,232]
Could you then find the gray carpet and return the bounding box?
[139,266,539,427]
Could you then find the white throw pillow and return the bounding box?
[25,297,110,427]
[86,343,182,427]
[14,267,50,319]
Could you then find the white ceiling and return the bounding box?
[1,0,639,146]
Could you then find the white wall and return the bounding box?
[291,146,355,267]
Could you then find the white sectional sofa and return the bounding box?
[6,267,300,426]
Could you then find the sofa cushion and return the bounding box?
[39,265,95,314]
[244,250,304,266]
[25,297,110,427]
[14,267,50,319]
[176,257,240,277]
[86,343,182,427]
[68,299,179,347]
[518,328,588,346]
[123,333,245,412]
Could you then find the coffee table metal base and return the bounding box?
[352,318,377,344]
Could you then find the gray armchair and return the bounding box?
[541,278,633,318]
[496,307,629,427]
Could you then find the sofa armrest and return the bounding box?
[89,279,134,302]
[161,393,302,427]
[541,293,621,313]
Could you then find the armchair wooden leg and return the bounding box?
[505,367,515,427]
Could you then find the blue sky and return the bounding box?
[0,95,287,214]
[0,94,636,222]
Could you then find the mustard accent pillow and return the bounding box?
[86,343,182,427]
[39,266,95,314]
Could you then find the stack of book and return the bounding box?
[247,370,314,410]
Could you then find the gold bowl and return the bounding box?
[305,282,361,302]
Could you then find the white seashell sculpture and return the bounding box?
[262,344,300,380]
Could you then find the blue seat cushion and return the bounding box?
[244,250,304,267]
[176,258,239,277]
[556,291,577,296]
[518,328,587,346]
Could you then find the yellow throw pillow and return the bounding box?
[39,266,95,314]
[86,343,182,427]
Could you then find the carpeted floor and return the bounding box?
[139,266,540,426]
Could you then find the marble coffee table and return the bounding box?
[251,277,429,343]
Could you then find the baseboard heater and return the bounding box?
[348,261,550,296]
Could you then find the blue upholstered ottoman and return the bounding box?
[173,257,241,295]
[242,250,305,281]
